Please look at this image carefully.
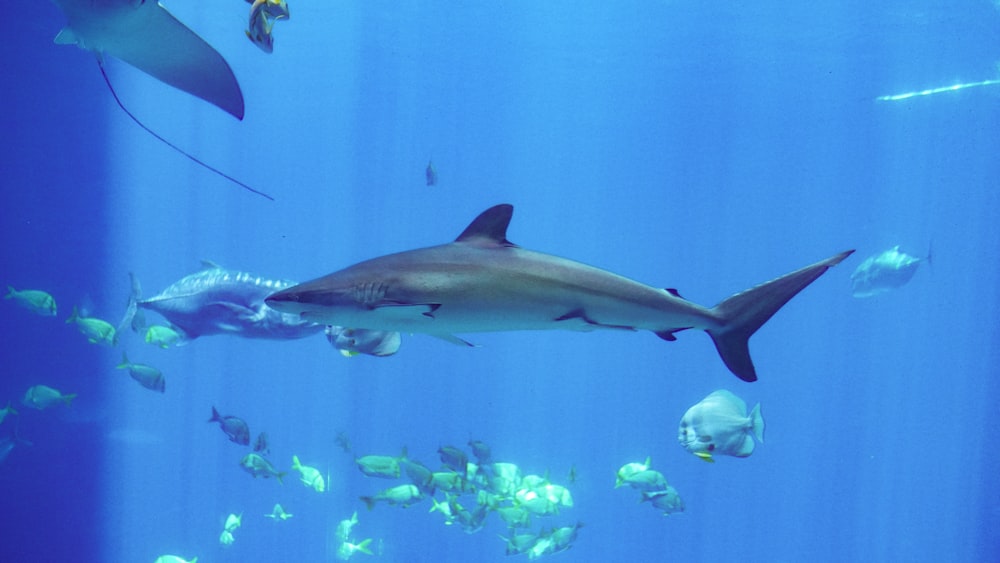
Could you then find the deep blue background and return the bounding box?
[3,2,999,562]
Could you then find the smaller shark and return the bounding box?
[266,204,853,382]
[51,0,245,119]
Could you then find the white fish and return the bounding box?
[678,390,764,461]
[850,245,928,298]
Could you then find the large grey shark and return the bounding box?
[51,0,244,119]
[266,205,852,381]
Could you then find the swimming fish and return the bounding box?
[224,512,242,532]
[67,306,117,345]
[291,455,326,492]
[359,484,424,510]
[145,325,184,348]
[678,390,764,461]
[209,406,251,446]
[123,265,322,342]
[0,402,18,426]
[254,432,270,456]
[50,0,244,119]
[266,503,293,520]
[245,0,277,53]
[116,352,165,393]
[425,160,437,186]
[5,287,57,316]
[326,326,401,357]
[850,245,929,298]
[219,529,235,546]
[334,510,358,541]
[266,204,852,382]
[154,555,197,563]
[356,450,406,479]
[615,457,651,488]
[240,452,285,482]
[335,538,374,560]
[22,385,76,410]
[641,487,685,515]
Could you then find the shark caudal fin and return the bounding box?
[707,250,854,382]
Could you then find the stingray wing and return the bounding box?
[109,3,244,119]
[55,0,244,119]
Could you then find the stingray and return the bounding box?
[50,0,272,200]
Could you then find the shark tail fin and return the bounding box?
[706,250,853,382]
[355,538,374,555]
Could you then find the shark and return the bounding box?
[266,204,853,381]
[50,0,245,119]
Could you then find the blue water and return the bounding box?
[3,2,999,561]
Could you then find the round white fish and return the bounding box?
[678,389,764,460]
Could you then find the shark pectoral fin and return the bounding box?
[370,303,440,321]
[431,334,478,347]
[555,309,637,332]
[655,328,691,342]
[105,4,245,119]
[54,28,79,46]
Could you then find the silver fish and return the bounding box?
[850,245,929,298]
[678,390,764,461]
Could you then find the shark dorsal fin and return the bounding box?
[455,204,516,246]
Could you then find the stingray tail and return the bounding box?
[706,250,854,382]
[97,60,273,201]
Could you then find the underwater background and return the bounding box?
[3,1,999,561]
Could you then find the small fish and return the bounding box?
[209,406,250,446]
[246,0,287,53]
[334,510,358,541]
[678,390,764,461]
[335,430,352,453]
[66,306,116,345]
[326,327,401,357]
[467,439,492,464]
[224,512,242,532]
[336,538,374,560]
[291,455,326,492]
[850,245,929,298]
[240,452,285,482]
[0,420,32,465]
[116,352,165,393]
[641,487,685,515]
[0,401,18,426]
[219,529,235,546]
[22,385,76,410]
[615,457,651,488]
[265,503,293,520]
[356,449,406,479]
[359,484,424,510]
[145,325,184,348]
[254,432,270,456]
[619,469,668,492]
[496,506,532,529]
[425,160,437,186]
[437,445,468,476]
[154,556,198,563]
[5,286,57,316]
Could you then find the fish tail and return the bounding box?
[208,406,221,423]
[66,306,79,324]
[276,471,286,485]
[750,403,765,443]
[706,250,853,381]
[4,286,14,299]
[292,455,301,470]
[356,538,374,555]
[116,351,130,370]
[118,273,142,335]
[62,393,77,407]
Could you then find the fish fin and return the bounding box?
[693,452,714,463]
[360,496,376,511]
[455,204,517,247]
[706,250,853,381]
[655,328,690,341]
[355,538,374,555]
[116,351,129,369]
[431,334,478,347]
[735,435,756,457]
[53,28,78,46]
[84,3,245,119]
[750,403,765,443]
[208,406,220,423]
[555,308,637,331]
[62,393,77,406]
